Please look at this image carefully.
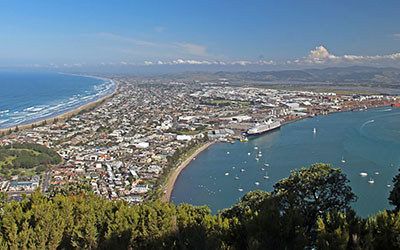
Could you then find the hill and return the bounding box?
[0,143,61,177]
[0,163,400,249]
[212,66,400,85]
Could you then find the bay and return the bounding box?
[172,107,400,217]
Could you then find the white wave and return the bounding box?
[1,77,116,128]
[0,110,9,114]
[29,107,46,112]
[361,119,375,129]
[24,106,36,111]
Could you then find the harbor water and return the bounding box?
[172,107,400,217]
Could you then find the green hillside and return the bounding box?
[0,163,400,249]
[0,143,61,177]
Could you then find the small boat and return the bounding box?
[232,166,236,169]
[235,176,240,180]
[247,152,251,156]
[360,172,368,177]
[240,169,245,172]
[255,157,259,161]
[261,167,265,171]
[263,175,269,179]
[240,137,248,142]
[375,172,379,175]
[368,178,374,184]
[313,128,317,134]
[238,188,244,192]
[254,146,258,150]
[255,182,260,186]
[225,172,229,176]
[387,184,392,188]
[264,163,270,167]
[341,156,346,163]
[226,151,230,154]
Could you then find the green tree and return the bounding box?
[273,163,356,241]
[366,210,400,249]
[316,211,350,249]
[389,169,400,211]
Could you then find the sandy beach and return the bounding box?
[0,79,119,134]
[162,141,215,202]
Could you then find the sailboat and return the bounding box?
[313,128,317,134]
[368,178,375,184]
[341,156,346,163]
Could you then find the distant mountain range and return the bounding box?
[212,66,400,85]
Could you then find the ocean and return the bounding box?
[172,107,400,217]
[0,71,115,129]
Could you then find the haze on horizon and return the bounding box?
[1,0,400,73]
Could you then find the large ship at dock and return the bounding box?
[247,118,281,135]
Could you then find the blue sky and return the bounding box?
[1,0,400,70]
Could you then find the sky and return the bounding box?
[1,0,400,72]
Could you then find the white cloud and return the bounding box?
[84,32,213,61]
[290,45,400,65]
[256,60,275,65]
[92,32,158,47]
[141,59,275,66]
[306,45,337,63]
[230,60,252,66]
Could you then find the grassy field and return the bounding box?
[0,143,61,178]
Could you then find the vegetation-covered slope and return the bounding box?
[1,163,400,249]
[0,143,61,177]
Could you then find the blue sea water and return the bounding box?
[0,71,115,128]
[172,107,400,217]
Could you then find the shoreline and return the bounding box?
[166,103,391,203]
[162,141,215,202]
[0,77,119,134]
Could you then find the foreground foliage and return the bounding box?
[0,163,399,249]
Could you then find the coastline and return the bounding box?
[167,104,392,203]
[0,77,119,134]
[162,141,215,202]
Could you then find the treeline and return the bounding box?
[0,143,61,169]
[1,163,400,249]
[148,137,208,200]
